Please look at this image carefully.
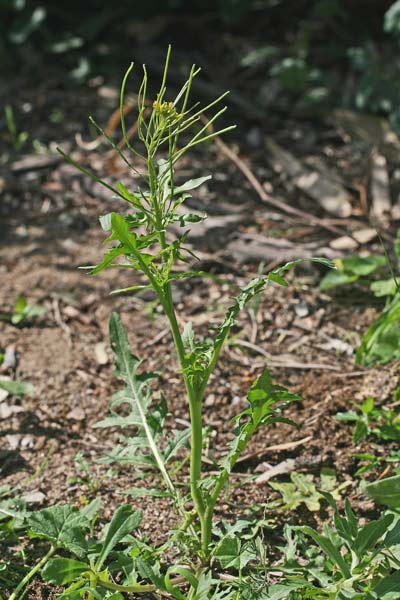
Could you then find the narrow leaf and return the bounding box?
[96,505,142,569]
[296,526,351,578]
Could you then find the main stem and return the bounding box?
[163,281,206,526]
[150,161,206,552]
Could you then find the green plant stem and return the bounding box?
[149,160,206,528]
[96,577,156,594]
[97,573,189,595]
[163,284,206,523]
[9,545,56,600]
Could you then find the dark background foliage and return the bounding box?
[2,0,400,130]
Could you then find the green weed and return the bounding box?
[15,47,400,600]
[320,235,400,366]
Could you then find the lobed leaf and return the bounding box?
[28,505,89,557]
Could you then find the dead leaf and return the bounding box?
[256,459,296,484]
[329,235,358,250]
[66,407,86,421]
[266,138,352,217]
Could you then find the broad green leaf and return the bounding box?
[96,505,142,569]
[384,518,400,546]
[265,582,310,600]
[80,497,101,522]
[342,255,387,276]
[320,270,358,290]
[268,272,288,286]
[320,255,387,290]
[371,571,400,597]
[370,278,398,297]
[356,294,400,366]
[214,534,241,568]
[42,558,89,585]
[353,513,394,556]
[14,295,27,314]
[0,379,34,396]
[270,473,322,512]
[28,505,89,557]
[364,474,400,508]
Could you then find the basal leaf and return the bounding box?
[28,505,89,557]
[42,558,89,585]
[96,505,142,569]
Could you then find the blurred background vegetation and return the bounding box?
[2,0,400,130]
